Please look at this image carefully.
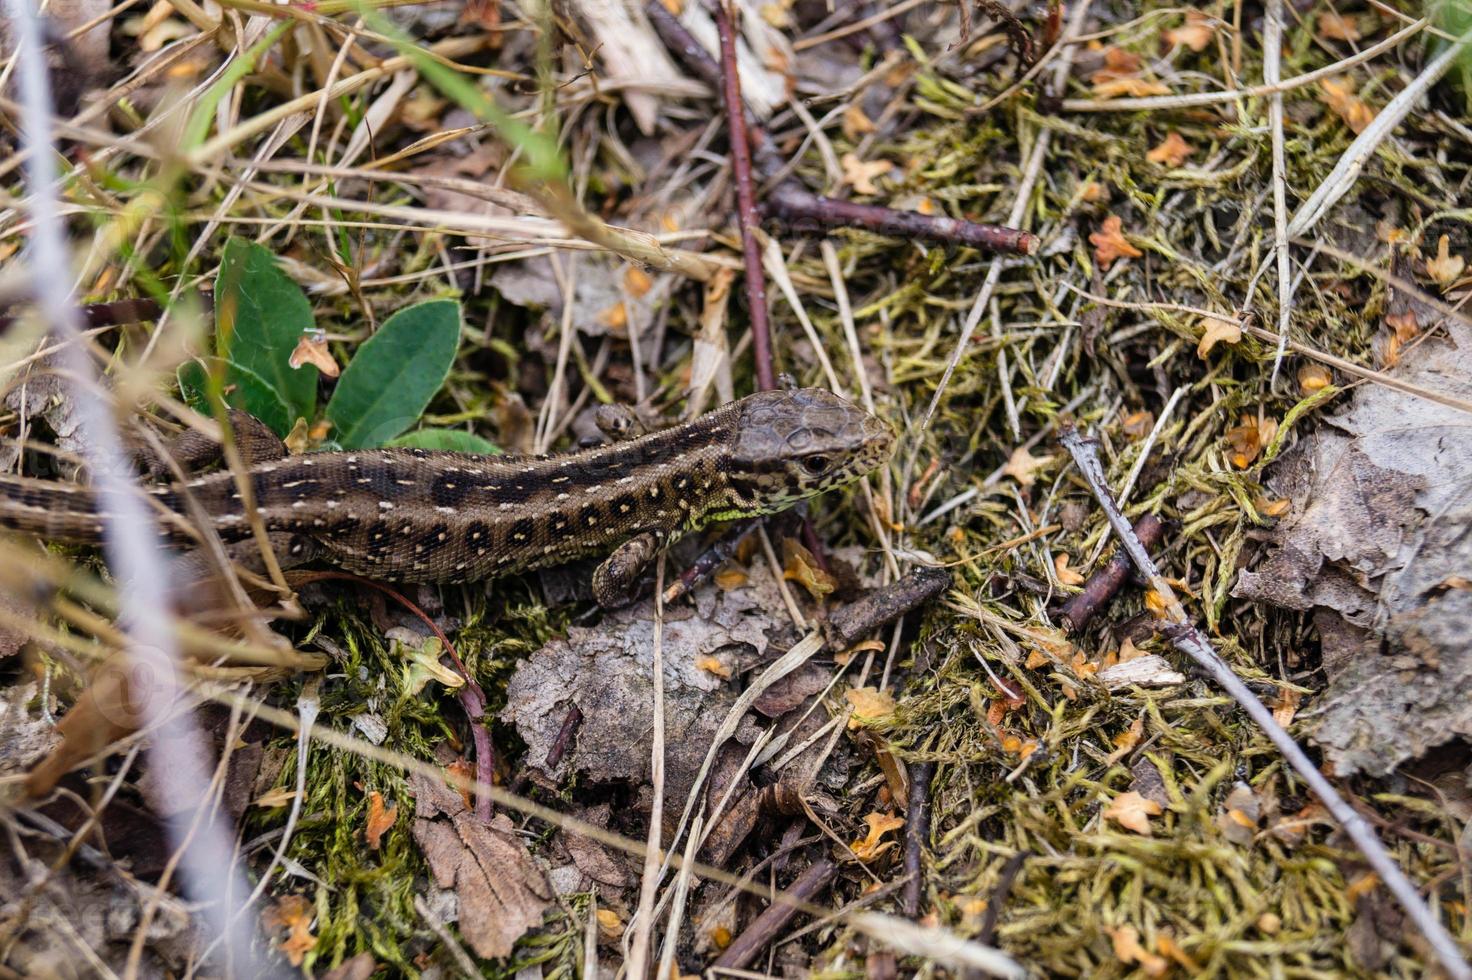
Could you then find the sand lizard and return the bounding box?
[0,387,893,606]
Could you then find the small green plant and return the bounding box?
[179,238,497,453]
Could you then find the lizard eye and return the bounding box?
[800,454,830,476]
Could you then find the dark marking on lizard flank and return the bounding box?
[431,472,472,509]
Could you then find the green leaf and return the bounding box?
[214,238,318,433]
[388,428,501,455]
[178,357,294,436]
[325,299,461,449]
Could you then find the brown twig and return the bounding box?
[977,851,1028,946]
[1057,425,1472,980]
[825,565,952,651]
[1056,514,1164,632]
[713,0,776,392]
[662,518,761,603]
[900,760,935,917]
[712,855,838,971]
[290,571,496,822]
[765,184,1038,254]
[544,704,583,770]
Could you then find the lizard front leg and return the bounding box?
[591,531,659,608]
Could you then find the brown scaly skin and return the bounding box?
[0,388,894,607]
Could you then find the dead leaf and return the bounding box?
[365,791,397,850]
[842,104,876,140]
[695,655,732,679]
[845,686,896,729]
[1090,47,1142,83]
[1317,10,1363,42]
[714,565,749,590]
[782,538,838,600]
[1232,309,1472,777]
[1298,364,1333,393]
[1319,77,1374,133]
[410,770,551,959]
[1156,930,1201,972]
[1001,445,1054,487]
[1197,315,1242,358]
[1226,415,1268,469]
[1273,687,1303,728]
[1144,589,1169,616]
[1254,496,1291,518]
[290,335,339,378]
[1163,10,1215,51]
[596,907,623,940]
[1425,235,1466,288]
[1106,716,1144,764]
[841,153,893,195]
[1103,790,1163,835]
[850,811,905,862]
[1122,409,1153,438]
[1078,179,1109,204]
[1385,309,1419,343]
[262,894,317,967]
[503,584,783,816]
[623,265,654,298]
[1089,215,1143,268]
[1109,924,1169,976]
[1054,553,1085,586]
[1146,131,1194,167]
[1092,77,1171,99]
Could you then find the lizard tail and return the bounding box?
[0,474,193,543]
[0,473,109,542]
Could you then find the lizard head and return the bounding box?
[723,387,894,512]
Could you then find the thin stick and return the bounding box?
[1058,425,1472,980]
[1264,0,1293,383]
[625,556,669,980]
[5,2,265,974]
[901,761,935,918]
[715,0,776,392]
[712,857,839,970]
[1287,26,1472,238]
[764,184,1037,255]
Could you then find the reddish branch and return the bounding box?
[767,183,1037,254]
[1056,514,1165,632]
[713,0,777,392]
[647,2,1036,256]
